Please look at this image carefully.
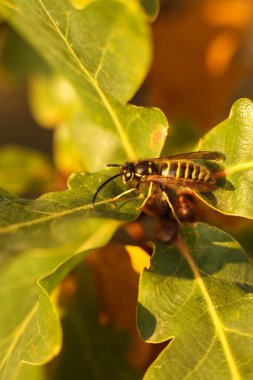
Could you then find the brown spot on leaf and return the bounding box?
[150,124,168,149]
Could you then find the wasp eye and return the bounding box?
[124,172,133,182]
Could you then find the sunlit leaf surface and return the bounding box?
[138,223,253,379]
[0,171,142,261]
[0,0,168,170]
[0,0,150,103]
[0,170,138,379]
[16,364,46,380]
[197,98,253,219]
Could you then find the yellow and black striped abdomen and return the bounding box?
[160,160,215,186]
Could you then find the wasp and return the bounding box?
[92,151,224,223]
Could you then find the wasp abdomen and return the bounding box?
[161,161,214,184]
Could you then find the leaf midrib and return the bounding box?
[38,0,137,161]
[215,161,253,178]
[0,197,115,234]
[176,236,242,380]
[0,221,116,377]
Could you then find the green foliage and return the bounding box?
[139,0,159,21]
[0,0,168,172]
[197,98,253,219]
[0,250,62,380]
[0,171,141,261]
[50,263,141,380]
[0,145,55,195]
[16,365,46,380]
[1,26,49,79]
[138,224,253,379]
[0,0,150,103]
[0,1,252,379]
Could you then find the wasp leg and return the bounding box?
[111,187,139,202]
[137,182,154,211]
[161,187,182,225]
[93,187,139,211]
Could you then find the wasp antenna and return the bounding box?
[106,164,123,168]
[92,173,122,210]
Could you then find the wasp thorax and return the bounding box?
[134,161,157,178]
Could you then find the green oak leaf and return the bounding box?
[0,0,151,104]
[0,0,168,169]
[0,165,145,379]
[28,74,92,173]
[68,99,168,170]
[29,72,168,171]
[139,0,159,21]
[69,0,159,21]
[0,25,49,79]
[50,263,141,380]
[54,122,87,174]
[0,163,147,379]
[137,223,253,380]
[231,220,253,259]
[0,203,123,379]
[67,0,98,10]
[0,170,142,261]
[196,98,253,219]
[0,145,55,195]
[28,75,79,129]
[16,365,46,380]
[0,248,83,380]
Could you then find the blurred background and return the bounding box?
[147,0,253,150]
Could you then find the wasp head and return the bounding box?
[106,162,135,183]
[121,162,135,183]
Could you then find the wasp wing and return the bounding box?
[153,151,224,163]
[143,175,217,192]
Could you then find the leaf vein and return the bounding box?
[223,327,253,338]
[182,334,217,380]
[0,305,38,376]
[176,236,242,380]
[38,0,137,160]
